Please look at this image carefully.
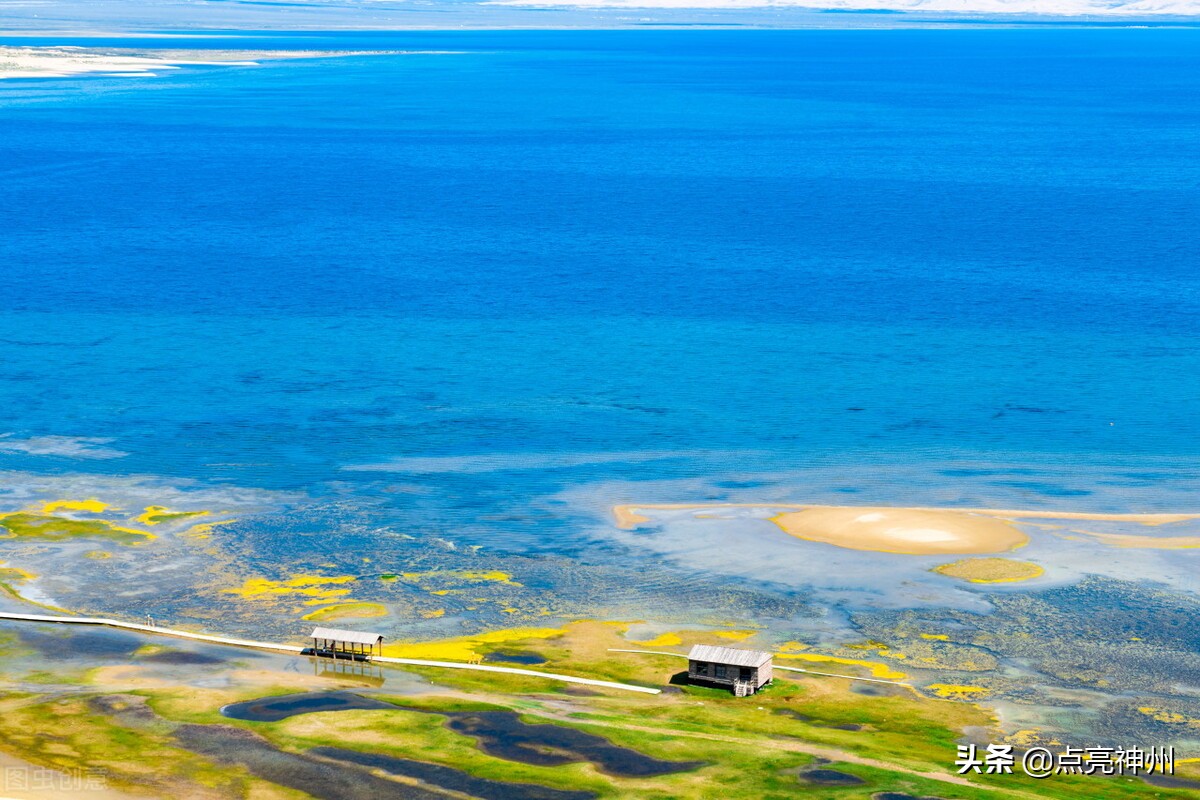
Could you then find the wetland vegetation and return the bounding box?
[1,618,1197,800]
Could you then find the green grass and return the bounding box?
[0,694,294,798]
[2,624,1198,800]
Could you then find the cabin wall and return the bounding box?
[757,662,772,687]
[688,659,773,690]
[688,660,734,684]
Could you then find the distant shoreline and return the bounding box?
[0,46,437,80]
[3,11,1200,38]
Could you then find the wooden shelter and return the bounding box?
[687,644,773,696]
[310,627,384,661]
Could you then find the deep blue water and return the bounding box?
[2,30,1199,530]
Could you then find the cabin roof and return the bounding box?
[688,644,772,668]
[310,627,384,646]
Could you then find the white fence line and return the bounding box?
[0,612,660,695]
[607,648,910,686]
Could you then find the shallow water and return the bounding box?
[796,768,865,786]
[483,650,548,665]
[175,724,445,800]
[443,710,705,777]
[311,746,597,800]
[221,691,396,722]
[138,649,225,666]
[15,628,142,661]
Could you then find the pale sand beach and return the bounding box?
[0,47,416,80]
[0,46,253,79]
[613,503,1200,554]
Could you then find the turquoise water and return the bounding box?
[2,30,1200,632]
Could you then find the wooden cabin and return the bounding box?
[310,627,384,661]
[687,644,773,696]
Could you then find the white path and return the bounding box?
[0,612,660,695]
[607,648,911,687]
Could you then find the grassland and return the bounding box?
[0,619,1196,800]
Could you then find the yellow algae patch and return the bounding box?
[135,506,210,526]
[1005,729,1060,748]
[714,630,757,642]
[927,684,988,700]
[302,602,388,622]
[0,562,36,583]
[185,519,236,539]
[1137,707,1200,729]
[83,550,111,560]
[776,652,907,681]
[132,644,171,658]
[630,632,682,647]
[401,570,520,586]
[0,563,70,613]
[847,641,908,661]
[920,633,950,641]
[421,609,446,619]
[459,570,519,584]
[383,626,566,662]
[0,512,153,545]
[225,574,356,603]
[40,499,109,514]
[772,507,1027,555]
[933,558,1044,584]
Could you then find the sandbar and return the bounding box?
[771,507,1028,555]
[1072,531,1200,549]
[614,502,1200,528]
[612,502,1200,554]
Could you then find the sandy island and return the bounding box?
[613,503,1200,555]
[771,506,1027,555]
